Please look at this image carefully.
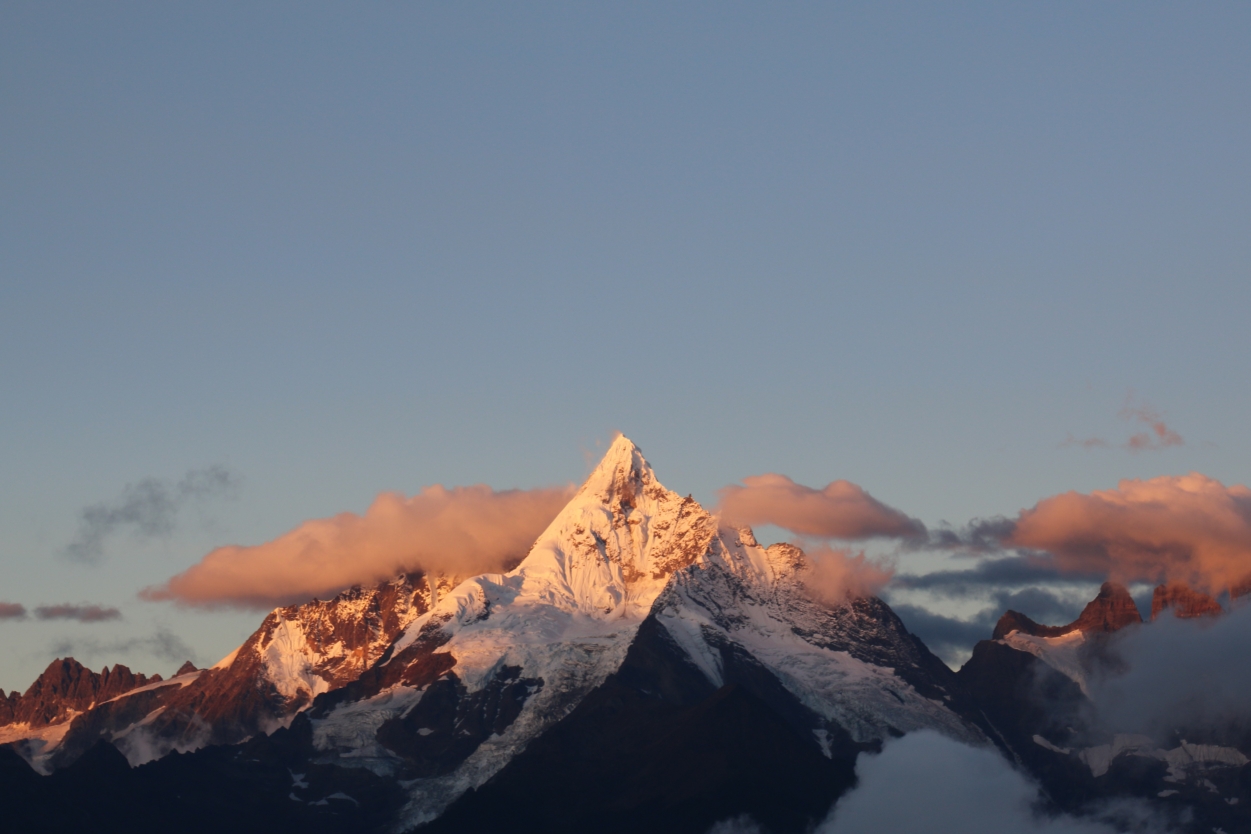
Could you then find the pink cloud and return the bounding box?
[1008,473,1251,595]
[799,543,894,603]
[141,484,575,608]
[716,474,925,540]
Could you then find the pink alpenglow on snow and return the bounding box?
[142,483,575,608]
[1009,473,1251,596]
[717,474,925,540]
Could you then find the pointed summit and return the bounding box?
[504,435,716,617]
[577,434,659,506]
[1070,582,1143,633]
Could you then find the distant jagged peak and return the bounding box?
[992,610,1068,641]
[0,656,157,730]
[994,581,1142,640]
[1151,581,1223,621]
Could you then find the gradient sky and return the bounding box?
[2,2,1249,691]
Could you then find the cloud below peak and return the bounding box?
[716,474,925,541]
[142,483,575,609]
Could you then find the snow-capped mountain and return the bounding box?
[15,573,459,772]
[1,436,989,833]
[302,435,987,830]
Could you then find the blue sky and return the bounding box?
[2,3,1249,689]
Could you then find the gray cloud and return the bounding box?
[891,554,1101,596]
[65,465,240,562]
[0,602,28,620]
[816,730,1175,834]
[923,516,1018,553]
[49,627,197,667]
[34,603,122,622]
[1088,603,1251,742]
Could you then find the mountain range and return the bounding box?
[1,436,1246,832]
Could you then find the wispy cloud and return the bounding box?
[717,474,926,540]
[1062,394,1184,453]
[49,627,197,667]
[142,483,575,609]
[34,603,122,623]
[65,465,241,563]
[1120,398,1184,452]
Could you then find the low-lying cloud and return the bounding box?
[800,544,894,603]
[35,604,122,622]
[816,731,1171,834]
[1089,603,1251,741]
[66,465,240,562]
[142,484,575,608]
[717,475,925,540]
[1008,473,1251,595]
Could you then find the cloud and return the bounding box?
[142,483,575,608]
[891,554,1099,595]
[925,516,1020,553]
[1008,473,1251,595]
[0,602,28,620]
[1088,603,1251,741]
[49,628,197,667]
[34,604,122,622]
[1063,395,1184,454]
[717,475,925,540]
[817,731,1171,834]
[65,465,240,562]
[799,544,894,603]
[1121,400,1184,452]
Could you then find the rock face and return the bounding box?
[1151,582,1223,620]
[1069,581,1144,633]
[991,581,1141,641]
[0,659,157,729]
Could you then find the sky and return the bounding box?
[2,2,1250,691]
